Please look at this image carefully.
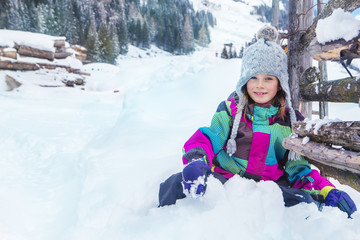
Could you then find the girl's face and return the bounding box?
[246,73,280,104]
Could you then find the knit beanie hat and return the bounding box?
[226,25,297,156]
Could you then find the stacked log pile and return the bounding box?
[283,121,360,191]
[0,30,89,88]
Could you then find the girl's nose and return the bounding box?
[255,80,264,88]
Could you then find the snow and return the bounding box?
[316,8,360,44]
[305,117,342,135]
[0,1,360,240]
[302,136,310,145]
[0,29,64,52]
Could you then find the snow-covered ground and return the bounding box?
[0,1,360,240]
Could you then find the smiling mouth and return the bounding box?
[254,92,267,96]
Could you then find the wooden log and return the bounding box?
[37,63,89,76]
[292,121,360,152]
[75,71,91,76]
[63,80,75,87]
[71,45,87,62]
[310,39,356,61]
[282,136,360,174]
[71,45,87,54]
[300,75,360,103]
[17,45,55,61]
[283,136,360,191]
[288,0,313,118]
[54,51,72,59]
[302,66,320,84]
[75,53,87,62]
[306,157,360,192]
[0,48,17,59]
[0,59,89,77]
[35,63,90,76]
[74,78,85,85]
[66,67,90,76]
[0,59,40,71]
[300,0,360,52]
[37,63,57,70]
[54,39,66,48]
[5,75,22,90]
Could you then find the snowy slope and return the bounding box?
[0,1,359,240]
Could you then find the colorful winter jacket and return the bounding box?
[182,92,334,195]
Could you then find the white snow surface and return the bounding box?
[0,29,64,52]
[316,8,360,44]
[0,1,360,240]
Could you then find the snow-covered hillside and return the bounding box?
[0,1,359,240]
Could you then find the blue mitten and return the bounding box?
[182,159,211,198]
[322,186,357,218]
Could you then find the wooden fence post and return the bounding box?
[317,0,329,119]
[271,0,280,29]
[318,61,329,118]
[288,0,313,118]
[288,0,300,112]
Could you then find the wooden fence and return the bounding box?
[284,0,360,191]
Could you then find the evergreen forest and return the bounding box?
[0,0,215,63]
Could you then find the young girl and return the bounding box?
[158,26,357,217]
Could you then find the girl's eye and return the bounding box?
[265,77,274,80]
[250,76,257,79]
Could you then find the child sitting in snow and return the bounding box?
[158,26,357,217]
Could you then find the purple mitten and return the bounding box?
[182,159,211,198]
[325,189,357,218]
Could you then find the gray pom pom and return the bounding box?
[226,138,236,156]
[256,25,278,42]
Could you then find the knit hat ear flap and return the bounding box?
[226,108,242,156]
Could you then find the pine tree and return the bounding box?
[135,19,142,46]
[221,46,228,59]
[207,11,215,27]
[98,21,119,64]
[147,16,157,42]
[239,46,244,58]
[109,22,120,62]
[0,0,7,28]
[117,19,128,54]
[181,14,194,53]
[140,22,150,48]
[128,19,137,45]
[6,0,24,30]
[116,2,128,55]
[85,12,101,62]
[197,23,210,46]
[98,22,112,63]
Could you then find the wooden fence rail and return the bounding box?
[283,120,360,191]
